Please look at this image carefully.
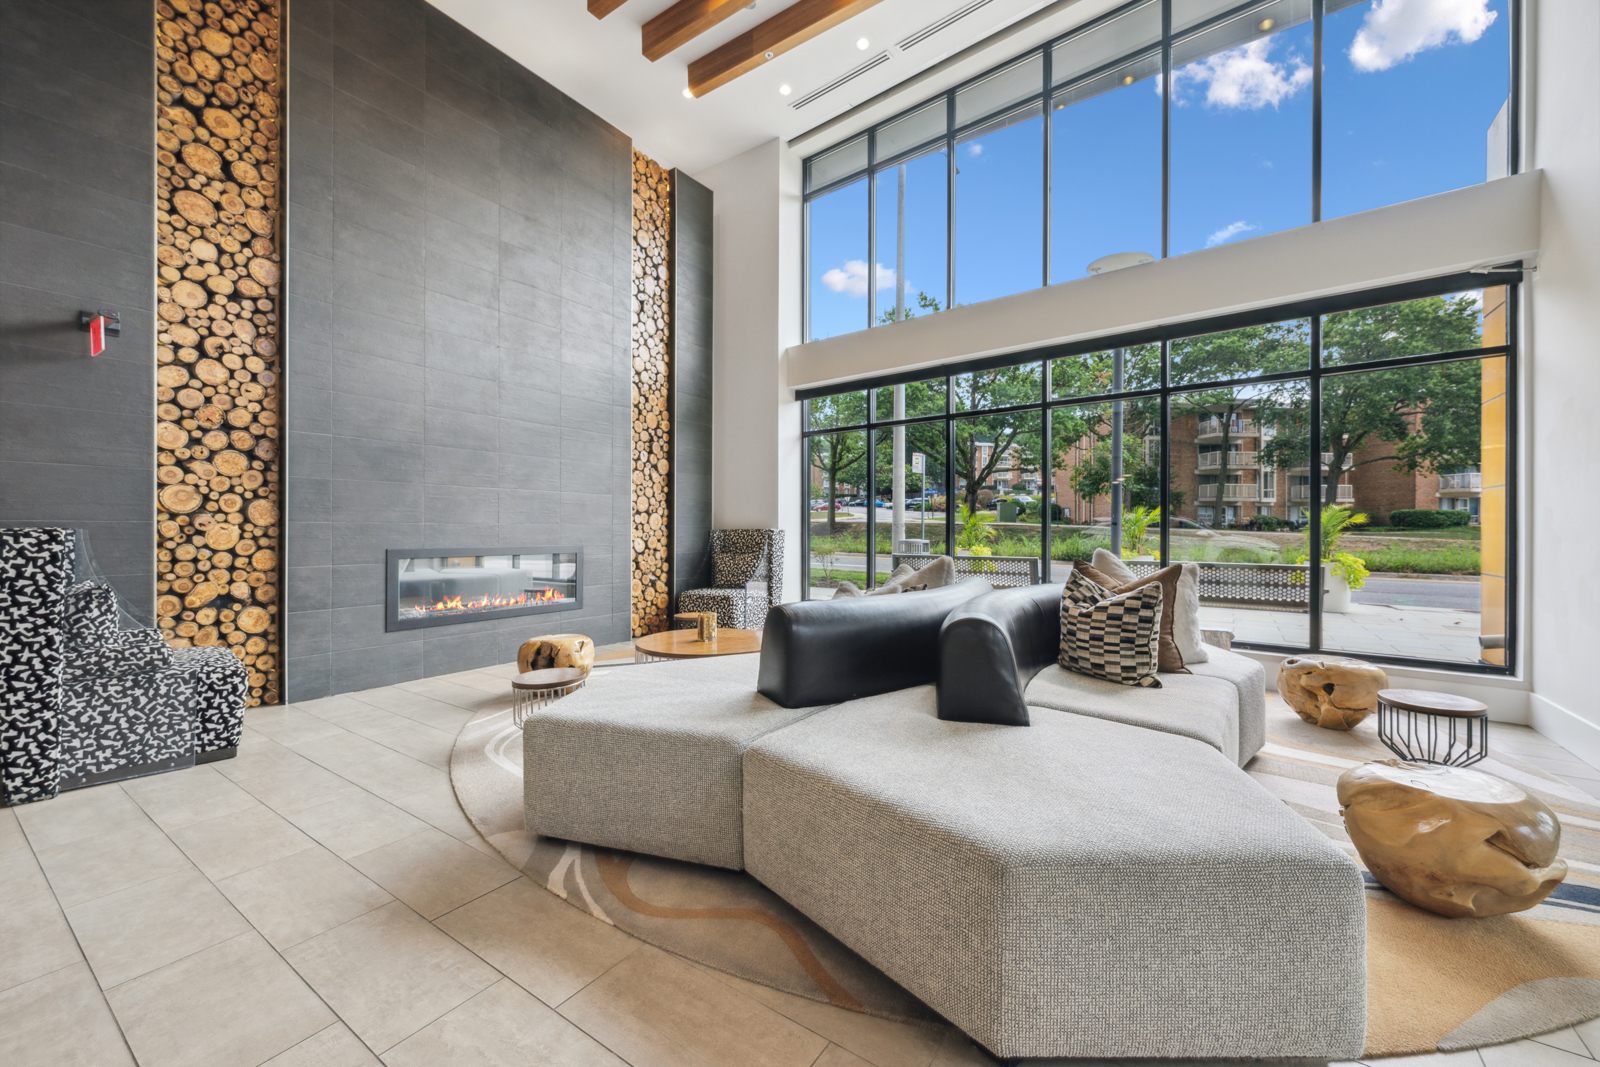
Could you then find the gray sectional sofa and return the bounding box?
[522,581,1367,1061]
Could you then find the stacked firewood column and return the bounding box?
[631,153,671,637]
[153,0,284,707]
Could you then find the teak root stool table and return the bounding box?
[1376,688,1491,766]
[511,667,588,728]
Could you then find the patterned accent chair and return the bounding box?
[676,529,785,632]
[0,528,249,805]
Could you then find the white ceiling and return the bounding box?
[426,0,1117,174]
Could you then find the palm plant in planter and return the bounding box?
[956,504,998,571]
[1295,504,1371,612]
[1121,506,1161,559]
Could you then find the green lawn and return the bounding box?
[1355,526,1481,541]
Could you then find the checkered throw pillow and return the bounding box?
[1059,569,1164,688]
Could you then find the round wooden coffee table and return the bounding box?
[1376,688,1491,767]
[511,667,588,727]
[633,628,761,663]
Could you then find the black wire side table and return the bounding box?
[1375,688,1491,766]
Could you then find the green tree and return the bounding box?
[951,367,1044,516]
[877,290,945,325]
[807,392,869,532]
[1259,296,1485,503]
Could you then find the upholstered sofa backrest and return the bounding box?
[936,583,1065,726]
[756,577,992,708]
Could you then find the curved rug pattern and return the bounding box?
[450,669,1600,1057]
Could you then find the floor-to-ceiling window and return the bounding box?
[802,0,1518,340]
[799,274,1518,675]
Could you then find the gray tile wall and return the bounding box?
[285,0,634,699]
[0,0,156,616]
[670,171,714,599]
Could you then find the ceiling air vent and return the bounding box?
[897,0,998,52]
[790,51,891,109]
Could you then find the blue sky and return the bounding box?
[808,0,1510,341]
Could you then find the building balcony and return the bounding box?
[1439,472,1482,491]
[1196,417,1258,440]
[1197,452,1259,471]
[1291,453,1356,472]
[1199,483,1271,503]
[1289,484,1356,503]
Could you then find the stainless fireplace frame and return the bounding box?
[385,546,583,632]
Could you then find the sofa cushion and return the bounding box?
[1024,664,1239,763]
[1076,560,1187,673]
[1058,571,1163,689]
[742,686,1367,1060]
[1188,645,1266,762]
[523,654,826,870]
[757,577,991,709]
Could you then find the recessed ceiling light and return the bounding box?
[779,84,791,95]
[682,87,694,98]
[857,37,869,50]
[1258,17,1275,30]
[764,50,774,59]
[1121,75,1135,86]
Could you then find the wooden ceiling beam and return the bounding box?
[589,0,629,18]
[687,0,887,97]
[643,0,749,62]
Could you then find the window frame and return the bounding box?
[801,0,1522,341]
[798,270,1522,677]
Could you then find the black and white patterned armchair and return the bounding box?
[676,529,785,631]
[0,528,249,805]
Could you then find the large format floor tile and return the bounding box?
[282,900,499,1053]
[0,881,82,994]
[105,931,334,1067]
[384,978,629,1066]
[434,876,640,1006]
[260,1022,382,1066]
[66,867,252,989]
[118,763,263,832]
[346,826,519,919]
[166,802,319,881]
[0,961,135,1067]
[557,944,831,1067]
[217,845,393,949]
[33,816,194,909]
[281,788,431,858]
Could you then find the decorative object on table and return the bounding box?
[1377,688,1490,766]
[634,628,762,662]
[1338,759,1566,918]
[1057,568,1164,688]
[1278,656,1390,730]
[832,555,957,598]
[677,529,784,630]
[516,634,594,676]
[697,612,718,642]
[1092,549,1207,665]
[0,528,248,805]
[511,667,588,728]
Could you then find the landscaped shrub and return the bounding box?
[1245,515,1295,531]
[1389,508,1471,528]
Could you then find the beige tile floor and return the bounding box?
[3,661,1598,1067]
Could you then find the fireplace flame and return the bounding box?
[407,586,568,618]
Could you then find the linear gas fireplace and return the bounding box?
[386,547,582,631]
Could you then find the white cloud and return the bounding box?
[966,142,984,157]
[820,260,896,297]
[1349,0,1497,72]
[1206,221,1256,247]
[1174,38,1312,109]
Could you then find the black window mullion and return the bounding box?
[867,131,878,331]
[946,92,956,312]
[1159,339,1170,565]
[945,384,957,557]
[1308,314,1323,653]
[866,429,877,589]
[1160,0,1171,260]
[1312,0,1323,223]
[1041,45,1053,289]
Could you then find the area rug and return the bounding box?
[450,669,1600,1057]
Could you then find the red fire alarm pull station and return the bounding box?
[78,310,121,356]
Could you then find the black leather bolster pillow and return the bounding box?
[937,583,1066,726]
[757,577,993,708]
